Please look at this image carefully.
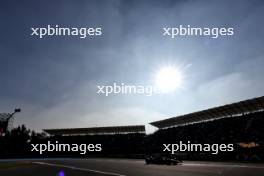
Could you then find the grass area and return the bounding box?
[0,162,31,169]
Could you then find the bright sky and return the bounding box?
[0,0,264,133]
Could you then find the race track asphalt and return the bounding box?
[0,158,264,176]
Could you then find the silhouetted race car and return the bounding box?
[145,154,183,165]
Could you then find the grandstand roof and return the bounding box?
[43,125,146,136]
[150,96,264,129]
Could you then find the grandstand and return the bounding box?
[150,96,264,129]
[43,125,146,136]
[40,125,146,158]
[148,96,264,161]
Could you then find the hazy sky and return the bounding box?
[0,0,264,133]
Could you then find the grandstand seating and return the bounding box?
[0,97,263,161]
[147,111,264,161]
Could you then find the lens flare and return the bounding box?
[58,170,65,176]
[155,65,183,93]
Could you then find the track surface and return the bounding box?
[0,158,264,176]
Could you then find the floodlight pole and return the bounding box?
[8,108,21,120]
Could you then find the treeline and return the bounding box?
[0,125,46,158]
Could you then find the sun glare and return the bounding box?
[155,66,183,93]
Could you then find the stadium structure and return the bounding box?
[43,125,146,136]
[1,97,264,161]
[0,109,21,135]
[150,96,264,129]
[39,125,147,158]
[39,96,264,160]
[148,96,264,161]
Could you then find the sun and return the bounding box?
[155,65,183,93]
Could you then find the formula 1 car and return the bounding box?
[145,153,183,165]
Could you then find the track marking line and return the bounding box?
[33,162,126,176]
[183,163,264,169]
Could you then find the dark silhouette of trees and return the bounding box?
[0,125,43,158]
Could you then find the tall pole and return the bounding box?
[8,108,21,120]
